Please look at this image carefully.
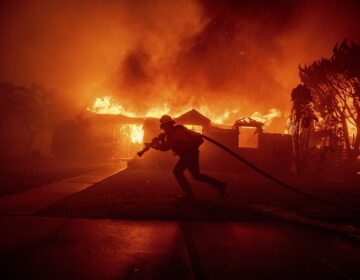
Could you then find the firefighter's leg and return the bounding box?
[187,150,227,197]
[173,157,193,199]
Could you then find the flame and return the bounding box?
[129,124,144,143]
[120,124,144,144]
[88,96,171,119]
[344,95,357,142]
[198,106,239,125]
[89,96,282,143]
[88,96,238,124]
[145,103,171,118]
[347,121,356,140]
[89,96,136,116]
[250,108,281,126]
[88,97,144,143]
[89,96,282,127]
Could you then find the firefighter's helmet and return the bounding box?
[159,115,176,127]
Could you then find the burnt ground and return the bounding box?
[0,158,109,197]
[39,165,360,227]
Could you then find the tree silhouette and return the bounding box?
[289,84,317,174]
[332,41,360,152]
[297,40,360,173]
[0,83,61,156]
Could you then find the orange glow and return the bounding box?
[184,124,203,133]
[343,95,357,141]
[120,124,144,144]
[145,104,171,118]
[88,96,172,119]
[128,125,144,144]
[89,96,136,117]
[2,0,357,137]
[89,96,282,144]
[250,109,281,127]
[347,121,356,139]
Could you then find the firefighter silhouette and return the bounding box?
[152,115,227,201]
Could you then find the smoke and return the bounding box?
[0,0,360,130]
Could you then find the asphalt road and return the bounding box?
[1,216,359,280]
[0,165,359,279]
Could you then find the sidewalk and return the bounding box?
[0,162,125,215]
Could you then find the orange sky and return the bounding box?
[0,0,359,131]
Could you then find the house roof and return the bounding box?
[234,117,263,128]
[175,109,211,126]
[85,110,144,124]
[84,108,212,126]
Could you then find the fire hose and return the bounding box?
[137,133,360,213]
[201,134,360,213]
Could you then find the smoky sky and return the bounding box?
[0,0,360,130]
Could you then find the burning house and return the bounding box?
[51,111,144,160]
[169,110,292,173]
[52,103,291,173]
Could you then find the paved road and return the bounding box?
[0,165,359,279]
[1,216,359,279]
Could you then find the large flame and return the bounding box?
[119,124,144,144]
[89,96,283,143]
[90,96,137,117]
[250,108,281,127]
[127,125,144,144]
[89,96,171,118]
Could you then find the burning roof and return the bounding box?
[175,109,211,126]
[234,117,264,128]
[87,95,281,128]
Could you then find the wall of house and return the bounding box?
[134,119,293,174]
